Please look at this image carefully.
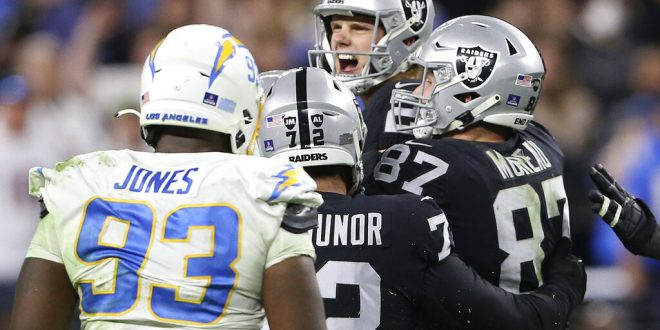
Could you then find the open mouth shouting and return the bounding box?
[336,53,362,77]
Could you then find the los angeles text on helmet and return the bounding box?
[459,48,495,59]
[145,112,209,125]
[289,153,328,162]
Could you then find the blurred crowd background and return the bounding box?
[0,0,658,329]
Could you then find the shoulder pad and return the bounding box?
[281,204,319,234]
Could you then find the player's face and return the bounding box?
[329,16,384,76]
[413,70,437,99]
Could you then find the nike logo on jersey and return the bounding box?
[405,140,432,147]
[394,81,420,89]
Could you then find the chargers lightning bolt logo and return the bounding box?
[209,34,244,88]
[148,39,164,80]
[268,164,304,202]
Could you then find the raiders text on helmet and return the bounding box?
[257,67,367,194]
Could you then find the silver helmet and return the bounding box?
[392,15,546,137]
[257,67,367,194]
[309,0,435,94]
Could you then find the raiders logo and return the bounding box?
[284,116,297,130]
[456,46,498,89]
[311,114,324,127]
[402,0,427,32]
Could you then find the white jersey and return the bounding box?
[26,149,322,329]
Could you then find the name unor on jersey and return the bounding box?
[313,213,383,247]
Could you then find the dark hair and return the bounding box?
[304,164,352,187]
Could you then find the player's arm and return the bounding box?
[588,164,660,259]
[421,238,585,329]
[263,255,326,330]
[262,204,326,330]
[10,257,78,330]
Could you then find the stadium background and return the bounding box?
[0,0,657,329]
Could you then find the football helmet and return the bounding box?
[257,67,366,194]
[259,70,287,97]
[392,15,546,137]
[309,0,435,94]
[121,24,261,154]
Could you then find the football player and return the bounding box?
[10,25,326,330]
[368,15,571,295]
[589,164,660,259]
[256,67,585,329]
[308,0,434,151]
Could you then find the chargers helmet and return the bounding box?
[121,24,261,154]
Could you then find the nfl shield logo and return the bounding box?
[456,46,498,89]
[264,139,275,152]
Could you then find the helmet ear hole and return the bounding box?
[454,92,480,103]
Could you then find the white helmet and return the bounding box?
[125,24,261,154]
[257,67,367,194]
[308,0,435,94]
[392,15,546,137]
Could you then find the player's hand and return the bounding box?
[542,238,586,306]
[588,164,656,255]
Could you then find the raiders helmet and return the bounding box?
[257,67,367,194]
[392,15,546,137]
[119,24,261,154]
[309,0,435,94]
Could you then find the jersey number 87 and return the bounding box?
[375,144,569,292]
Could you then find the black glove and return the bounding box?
[542,238,586,307]
[588,164,657,255]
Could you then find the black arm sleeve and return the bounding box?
[281,204,318,233]
[420,254,574,329]
[643,225,660,260]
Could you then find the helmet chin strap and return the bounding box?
[114,109,140,118]
[114,108,149,145]
[433,94,501,135]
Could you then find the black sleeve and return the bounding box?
[420,254,574,329]
[281,204,318,233]
[38,199,50,219]
[643,225,660,260]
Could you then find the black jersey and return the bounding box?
[368,122,570,293]
[363,79,416,152]
[314,192,451,330]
